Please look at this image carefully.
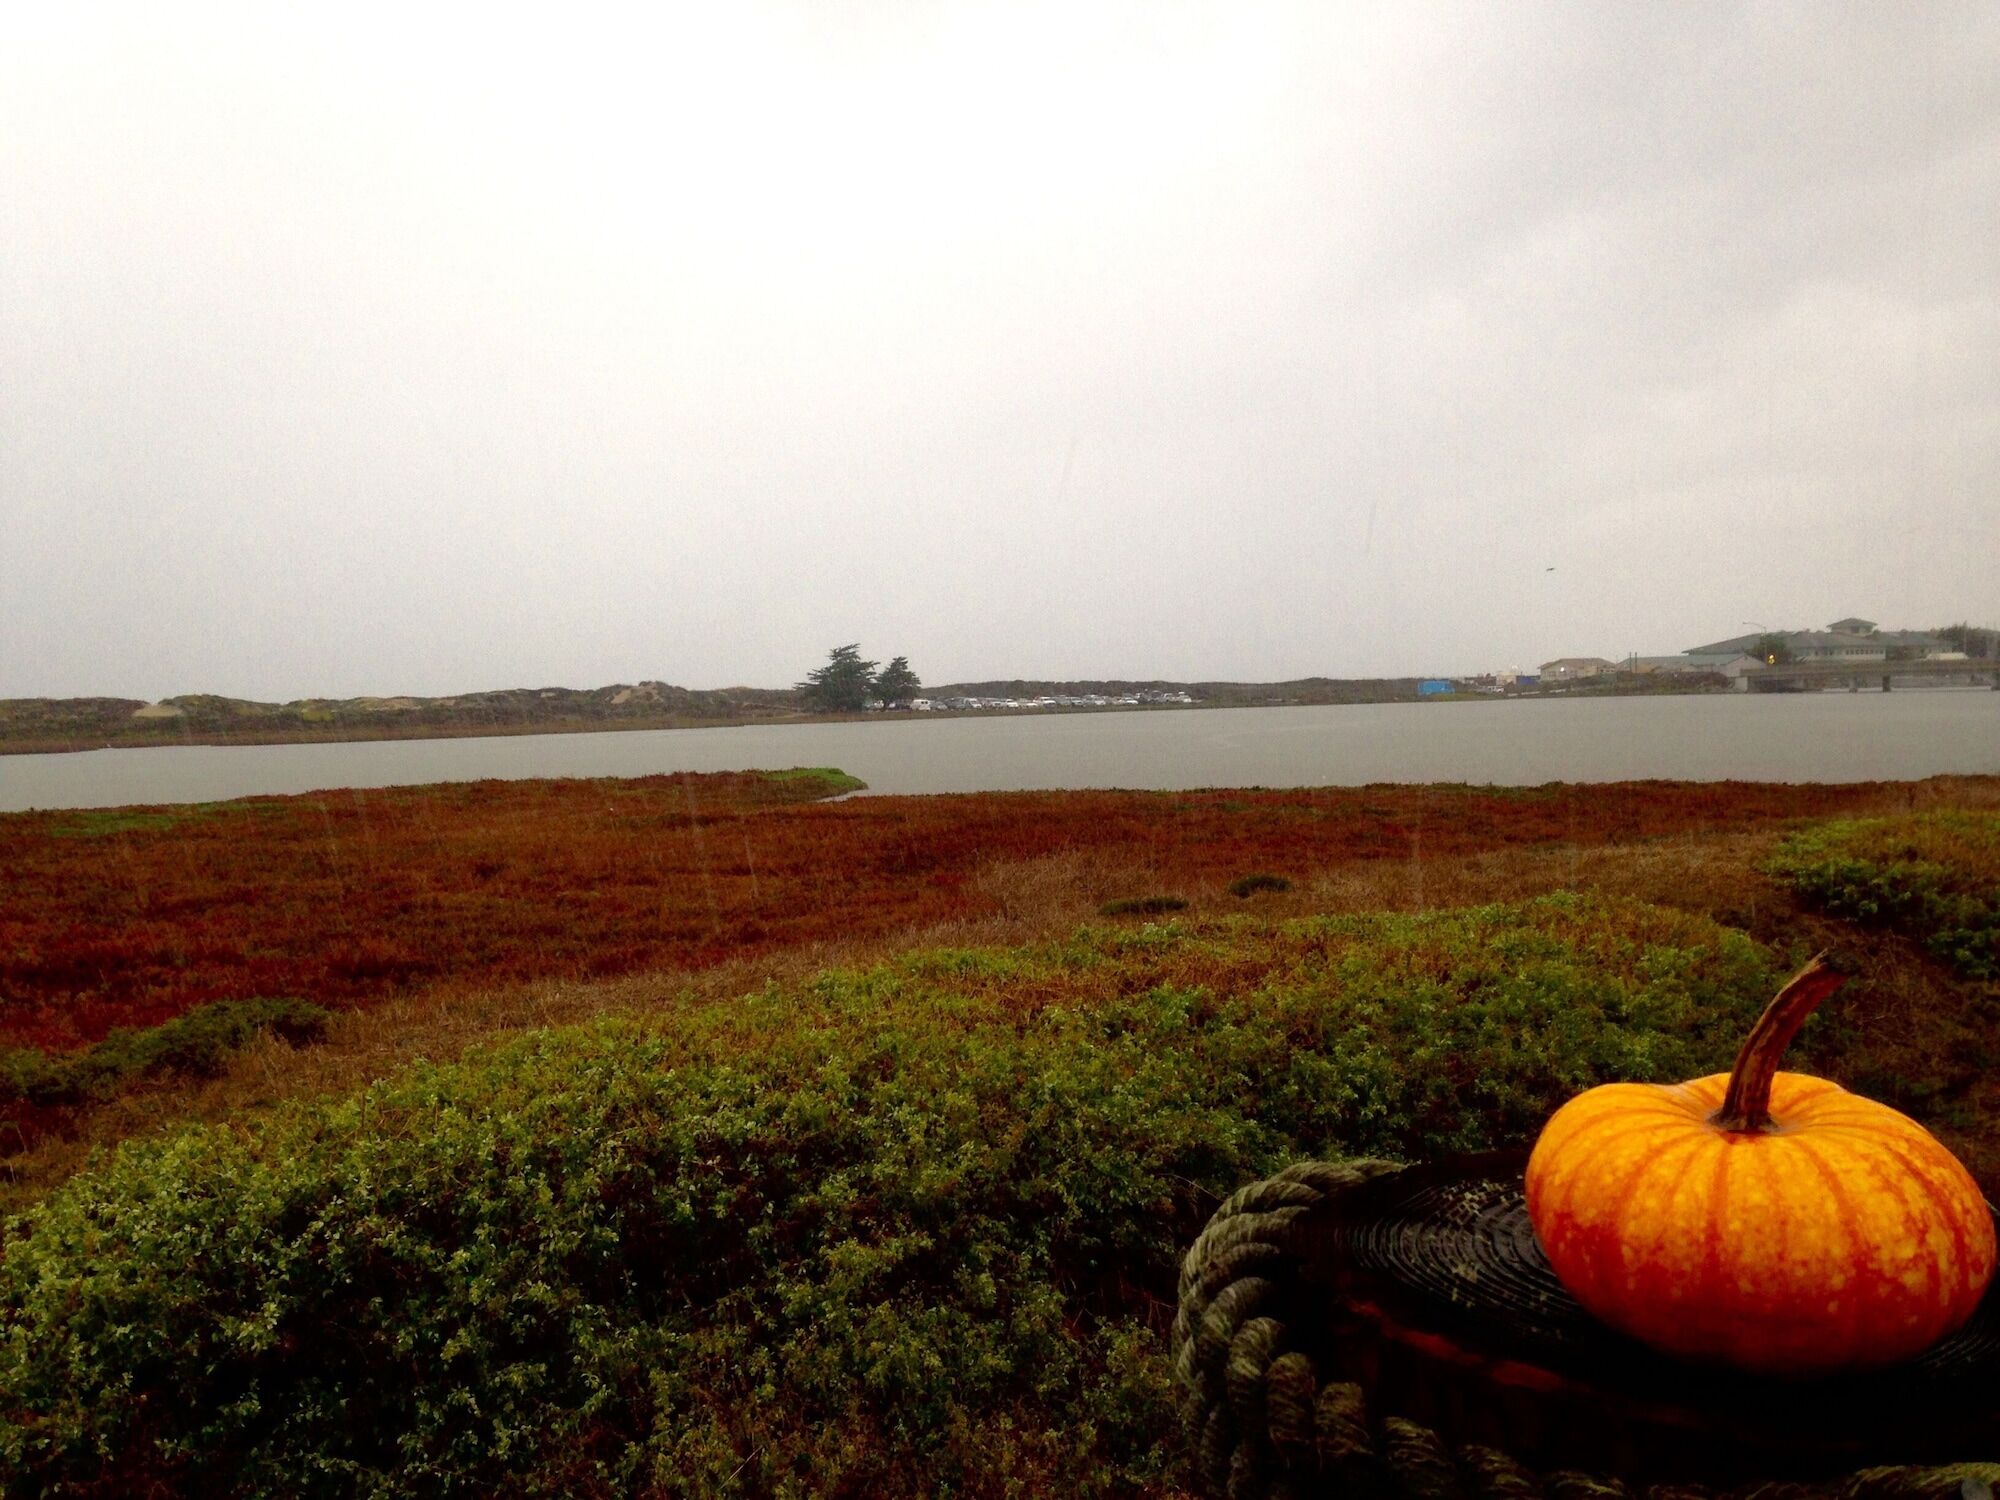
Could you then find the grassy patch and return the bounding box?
[1227,872,1292,898]
[1768,812,2000,978]
[42,799,299,839]
[0,896,1779,1497]
[0,998,329,1108]
[1098,895,1188,916]
[758,766,868,796]
[43,806,223,839]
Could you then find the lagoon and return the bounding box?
[2,692,1996,813]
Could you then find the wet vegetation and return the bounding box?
[0,998,327,1109]
[1098,894,1190,916]
[1,771,1997,1495]
[0,897,1779,1497]
[0,774,1922,1053]
[1227,872,1293,898]
[1769,811,2000,978]
[2,769,867,1051]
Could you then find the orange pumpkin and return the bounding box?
[1525,953,1996,1374]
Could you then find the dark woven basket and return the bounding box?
[1173,1153,2000,1499]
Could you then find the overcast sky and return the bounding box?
[4,3,1996,700]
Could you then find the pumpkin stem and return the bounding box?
[1713,952,1848,1133]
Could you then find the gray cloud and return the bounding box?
[4,2,1996,699]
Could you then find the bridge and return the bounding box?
[1744,657,2000,692]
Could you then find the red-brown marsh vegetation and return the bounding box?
[3,772,1973,1052]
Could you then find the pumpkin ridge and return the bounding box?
[1527,1120,1591,1271]
[1853,1126,1973,1202]
[1792,1089,1916,1123]
[1847,1129,1989,1303]
[1577,1111,1700,1154]
[1679,1074,1730,1108]
[1787,1131,1867,1259]
[1621,1087,1702,1125]
[1768,1071,1846,1109]
[1785,1106,1878,1134]
[1847,1133,1945,1311]
[1750,1138,1793,1324]
[1529,1097,1679,1225]
[1588,1129,1718,1309]
[1593,1123,1700,1241]
[1696,1134,1737,1329]
[1586,1127,1711,1222]
[1792,1136,1912,1360]
[1806,1120,1952,1161]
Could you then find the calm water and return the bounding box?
[1,693,1996,813]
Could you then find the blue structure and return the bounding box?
[1418,679,1455,697]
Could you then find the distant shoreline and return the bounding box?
[0,682,1745,757]
[0,711,779,757]
[0,701,1216,757]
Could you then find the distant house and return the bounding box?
[1620,653,1764,681]
[1538,657,1614,681]
[1418,679,1455,697]
[1686,619,1943,666]
[1682,633,1767,667]
[1712,653,1764,690]
[1785,629,1943,662]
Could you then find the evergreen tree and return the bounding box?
[798,644,878,712]
[871,656,921,705]
[1933,623,1997,659]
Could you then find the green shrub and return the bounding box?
[1097,895,1188,916]
[1769,812,2000,978]
[0,897,1777,1497]
[43,804,233,839]
[0,997,329,1107]
[1227,873,1291,898]
[759,767,867,795]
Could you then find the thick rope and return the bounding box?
[1172,1159,2000,1500]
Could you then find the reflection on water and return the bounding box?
[1,693,1996,812]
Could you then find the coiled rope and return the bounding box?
[1172,1159,2000,1500]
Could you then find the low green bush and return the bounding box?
[0,896,1778,1497]
[0,997,329,1107]
[42,803,249,839]
[1097,895,1188,916]
[1227,873,1291,898]
[1769,812,2000,978]
[759,767,867,795]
